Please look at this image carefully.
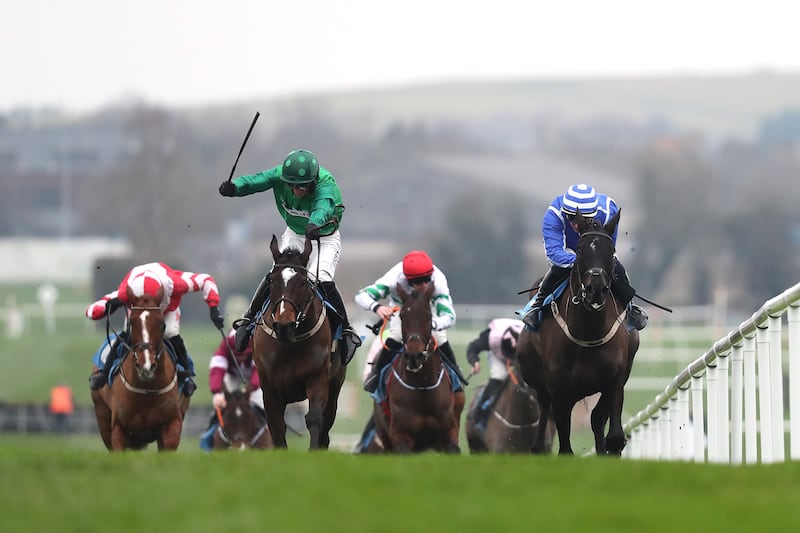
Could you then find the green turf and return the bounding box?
[2,437,800,532]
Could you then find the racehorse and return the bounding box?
[373,282,465,453]
[517,210,640,455]
[90,285,190,450]
[252,235,345,450]
[465,362,555,454]
[212,389,272,450]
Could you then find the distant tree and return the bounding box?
[629,148,716,303]
[719,205,799,309]
[430,189,529,304]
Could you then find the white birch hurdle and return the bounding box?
[623,281,800,464]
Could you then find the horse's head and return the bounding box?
[125,283,166,382]
[267,234,315,342]
[397,282,436,371]
[219,389,262,450]
[573,209,620,311]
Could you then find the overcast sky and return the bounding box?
[4,0,799,113]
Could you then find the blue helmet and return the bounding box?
[561,184,598,218]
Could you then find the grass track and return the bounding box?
[3,436,800,532]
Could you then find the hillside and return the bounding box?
[189,71,800,143]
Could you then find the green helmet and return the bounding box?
[280,149,319,184]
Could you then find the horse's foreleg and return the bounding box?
[552,399,574,455]
[531,395,552,454]
[159,418,183,451]
[110,423,128,451]
[263,394,288,448]
[591,393,612,454]
[605,385,627,455]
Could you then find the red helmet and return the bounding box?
[402,250,434,279]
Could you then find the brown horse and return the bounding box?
[90,286,190,450]
[373,283,465,453]
[212,389,272,450]
[252,235,345,450]
[465,363,555,454]
[517,210,639,455]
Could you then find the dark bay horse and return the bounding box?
[90,286,190,450]
[373,283,464,453]
[465,363,554,454]
[212,389,272,450]
[517,210,640,455]
[252,235,346,450]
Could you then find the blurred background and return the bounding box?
[2,0,799,448]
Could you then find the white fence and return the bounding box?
[623,282,800,464]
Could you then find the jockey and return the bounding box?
[465,318,523,431]
[200,328,266,450]
[209,328,264,415]
[219,149,361,362]
[356,250,467,393]
[86,262,224,397]
[520,183,647,332]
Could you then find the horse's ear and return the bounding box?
[424,281,435,299]
[270,235,280,258]
[605,209,621,236]
[576,211,590,233]
[301,235,313,261]
[397,283,409,302]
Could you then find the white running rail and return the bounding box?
[623,282,800,464]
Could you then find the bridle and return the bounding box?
[117,305,176,395]
[259,262,327,341]
[570,230,614,311]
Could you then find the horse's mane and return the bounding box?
[277,245,305,260]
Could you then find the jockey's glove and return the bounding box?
[218,181,236,197]
[305,223,321,240]
[105,297,122,315]
[212,392,226,409]
[209,306,225,329]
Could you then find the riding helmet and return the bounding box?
[280,149,319,185]
[561,183,598,218]
[403,251,434,279]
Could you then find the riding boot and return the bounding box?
[364,338,402,393]
[168,334,196,397]
[88,335,124,390]
[611,259,647,330]
[469,378,505,429]
[521,266,570,331]
[611,258,637,306]
[233,274,271,352]
[320,281,362,364]
[438,341,469,386]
